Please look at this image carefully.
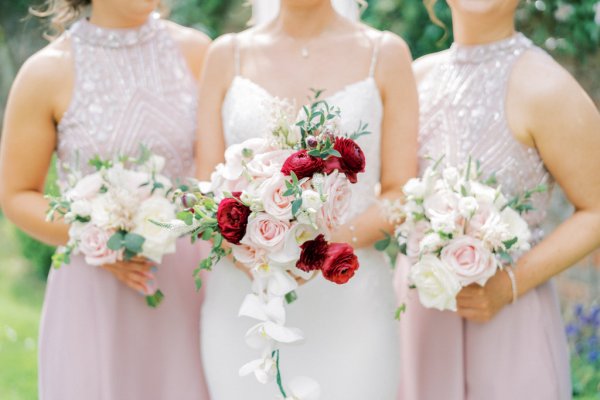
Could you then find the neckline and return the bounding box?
[70,12,161,48]
[225,75,381,115]
[450,32,530,63]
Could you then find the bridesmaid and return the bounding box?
[396,0,600,399]
[0,1,211,399]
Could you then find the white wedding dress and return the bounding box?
[201,35,400,399]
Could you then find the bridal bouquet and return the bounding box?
[386,157,544,312]
[165,92,367,398]
[47,147,180,307]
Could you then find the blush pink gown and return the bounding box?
[396,33,571,400]
[38,15,209,400]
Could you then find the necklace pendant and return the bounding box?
[301,47,309,59]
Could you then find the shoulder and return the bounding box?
[412,50,448,83]
[163,20,211,78]
[509,48,598,139]
[163,20,211,50]
[14,37,72,94]
[511,49,579,106]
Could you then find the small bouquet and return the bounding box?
[384,156,545,312]
[47,147,180,307]
[164,92,368,398]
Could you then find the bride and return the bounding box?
[196,0,418,398]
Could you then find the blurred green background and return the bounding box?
[0,0,599,398]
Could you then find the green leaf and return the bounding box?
[282,189,295,197]
[498,251,513,264]
[502,237,518,250]
[123,249,137,261]
[214,232,224,248]
[201,228,213,241]
[460,185,468,197]
[399,243,407,256]
[328,149,342,158]
[177,211,194,226]
[290,171,299,185]
[145,290,164,308]
[291,199,302,216]
[395,303,407,321]
[107,231,126,251]
[374,233,392,252]
[124,233,145,253]
[285,291,298,304]
[200,258,213,271]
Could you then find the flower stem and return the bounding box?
[273,349,287,398]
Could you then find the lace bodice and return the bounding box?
[221,38,383,218]
[57,14,197,180]
[418,33,553,233]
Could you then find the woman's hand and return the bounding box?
[456,269,513,323]
[101,257,157,295]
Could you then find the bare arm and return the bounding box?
[0,48,70,246]
[195,34,236,180]
[457,52,600,322]
[333,32,419,248]
[165,21,211,80]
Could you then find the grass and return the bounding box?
[0,216,45,400]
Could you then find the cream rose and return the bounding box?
[409,255,462,311]
[440,236,499,286]
[68,172,103,201]
[132,196,178,263]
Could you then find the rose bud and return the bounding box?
[306,136,318,149]
[216,195,251,244]
[321,242,359,284]
[296,234,328,272]
[281,150,325,180]
[180,193,199,209]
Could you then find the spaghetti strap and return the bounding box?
[369,32,385,78]
[233,34,241,76]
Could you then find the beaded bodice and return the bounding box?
[56,15,197,179]
[418,33,553,231]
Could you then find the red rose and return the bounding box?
[216,194,251,244]
[296,234,328,272]
[324,137,366,183]
[281,150,325,180]
[321,242,359,284]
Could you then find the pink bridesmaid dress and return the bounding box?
[38,15,210,400]
[396,33,571,400]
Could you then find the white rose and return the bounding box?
[300,190,323,212]
[423,189,459,220]
[409,255,462,311]
[132,196,178,263]
[469,182,498,205]
[260,173,293,221]
[78,224,119,266]
[270,223,318,266]
[429,209,457,234]
[68,172,103,201]
[458,196,479,217]
[221,138,271,181]
[242,213,291,251]
[71,199,92,218]
[500,207,532,251]
[419,232,445,254]
[442,166,460,188]
[403,220,429,262]
[403,178,426,199]
[232,243,266,267]
[440,236,499,286]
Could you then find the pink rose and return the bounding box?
[440,236,499,286]
[232,243,266,267]
[260,173,293,221]
[242,213,291,251]
[78,224,119,266]
[319,171,352,234]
